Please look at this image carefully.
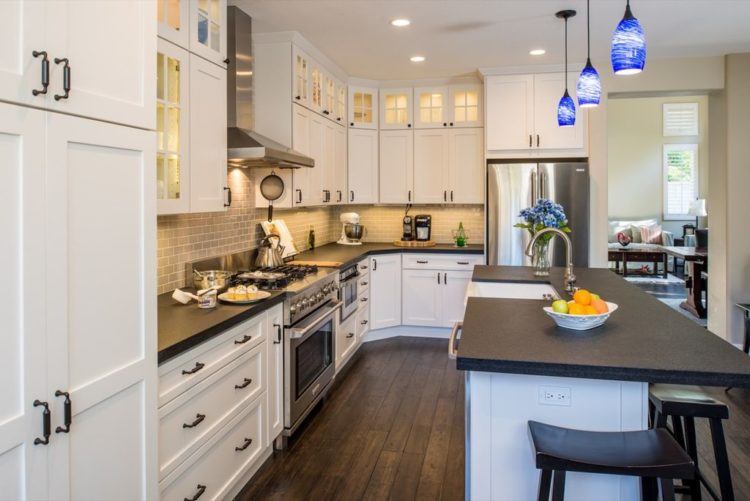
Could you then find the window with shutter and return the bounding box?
[663,144,698,220]
[663,103,699,136]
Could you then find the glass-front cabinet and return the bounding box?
[348,86,378,130]
[414,86,448,128]
[380,88,413,129]
[336,82,347,124]
[189,0,227,68]
[157,40,190,214]
[157,0,189,48]
[323,73,336,118]
[292,45,310,107]
[309,63,324,114]
[450,84,483,127]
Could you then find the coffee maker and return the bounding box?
[414,215,432,241]
[401,205,414,241]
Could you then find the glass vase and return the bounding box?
[532,238,551,276]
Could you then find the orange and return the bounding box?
[568,303,585,315]
[573,289,592,306]
[583,305,598,315]
[591,298,609,314]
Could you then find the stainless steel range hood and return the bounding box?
[226,6,314,169]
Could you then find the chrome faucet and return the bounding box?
[525,227,577,294]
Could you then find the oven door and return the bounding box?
[285,301,340,432]
[339,276,358,321]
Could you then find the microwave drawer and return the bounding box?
[402,253,483,271]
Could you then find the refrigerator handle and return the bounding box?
[531,170,537,204]
[540,171,546,199]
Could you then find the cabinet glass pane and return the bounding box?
[453,90,478,123]
[419,92,444,123]
[156,103,165,150]
[396,109,407,123]
[385,95,395,109]
[167,0,181,30]
[157,53,165,100]
[157,0,164,22]
[210,0,219,20]
[167,57,180,102]
[167,106,180,151]
[363,93,372,109]
[198,0,208,13]
[157,154,166,199]
[353,92,362,108]
[385,110,395,124]
[467,107,478,122]
[431,108,442,122]
[397,95,407,108]
[467,91,478,106]
[198,14,208,45]
[384,93,408,124]
[455,108,466,122]
[210,21,219,50]
[167,156,181,199]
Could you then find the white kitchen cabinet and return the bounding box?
[291,103,311,206]
[189,54,228,213]
[450,84,483,128]
[252,167,295,211]
[0,1,45,108]
[309,60,325,115]
[485,73,587,155]
[347,128,379,204]
[413,129,449,203]
[447,128,484,204]
[442,270,473,327]
[0,103,47,501]
[414,86,449,129]
[321,120,337,204]
[157,0,189,48]
[335,81,347,125]
[402,269,443,327]
[189,0,227,68]
[380,87,413,129]
[45,113,157,500]
[379,129,414,204]
[333,124,348,204]
[323,71,337,119]
[348,86,378,129]
[369,254,402,330]
[306,112,326,205]
[157,39,191,215]
[336,314,358,372]
[356,298,370,341]
[267,305,284,444]
[292,45,310,108]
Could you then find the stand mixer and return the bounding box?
[337,212,365,245]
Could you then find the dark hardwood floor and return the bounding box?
[235,337,750,501]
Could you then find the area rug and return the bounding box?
[623,273,684,285]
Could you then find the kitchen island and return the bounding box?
[458,265,750,500]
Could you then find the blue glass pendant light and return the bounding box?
[556,10,576,127]
[611,0,646,75]
[577,0,601,107]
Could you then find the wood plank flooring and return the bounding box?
[235,336,750,501]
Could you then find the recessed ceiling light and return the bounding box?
[391,18,411,27]
[530,49,547,56]
[410,55,426,63]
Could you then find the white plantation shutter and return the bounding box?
[663,144,698,220]
[663,103,699,136]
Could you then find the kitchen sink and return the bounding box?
[465,281,560,301]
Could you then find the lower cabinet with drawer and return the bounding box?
[336,313,358,373]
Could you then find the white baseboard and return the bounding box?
[363,325,451,342]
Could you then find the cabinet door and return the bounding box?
[322,119,337,204]
[291,45,310,108]
[450,84,483,128]
[441,271,472,327]
[323,72,336,119]
[348,86,378,129]
[306,112,326,206]
[45,114,157,501]
[252,168,294,210]
[292,103,310,207]
[189,54,227,213]
[335,81,347,125]
[413,129,449,204]
[333,124,348,204]
[448,128,484,204]
[157,0,189,48]
[0,103,47,501]
[355,302,370,341]
[402,269,443,327]
[414,86,449,129]
[369,255,401,330]
[336,314,358,371]
[188,0,227,68]
[380,87,413,129]
[309,60,324,114]
[157,39,191,215]
[267,306,284,442]
[532,73,586,151]
[379,129,414,204]
[347,128,378,204]
[485,74,534,151]
[0,1,45,107]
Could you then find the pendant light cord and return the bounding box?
[587,0,591,59]
[564,15,568,92]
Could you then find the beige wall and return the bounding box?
[708,90,728,338]
[607,95,709,235]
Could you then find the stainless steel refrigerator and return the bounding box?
[487,160,589,267]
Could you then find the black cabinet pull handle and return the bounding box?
[337,117,341,121]
[444,272,448,284]
[443,122,447,127]
[457,261,470,265]
[408,123,412,128]
[360,265,368,270]
[536,134,540,147]
[295,95,301,100]
[235,437,253,451]
[273,323,282,344]
[54,390,71,434]
[33,400,51,445]
[350,190,354,202]
[296,189,302,203]
[416,260,428,264]
[234,334,252,345]
[449,122,454,126]
[337,190,342,202]
[450,190,454,202]
[234,378,252,389]
[361,281,368,286]
[361,320,368,325]
[224,58,230,64]
[184,484,206,501]
[443,190,447,202]
[360,297,368,302]
[346,332,354,339]
[437,273,441,285]
[350,122,354,126]
[32,51,49,96]
[182,413,206,429]
[408,190,411,202]
[224,186,232,207]
[53,58,70,101]
[323,110,329,115]
[182,362,204,375]
[372,259,377,271]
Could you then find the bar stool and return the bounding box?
[529,420,694,501]
[649,384,734,500]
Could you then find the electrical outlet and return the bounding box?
[538,386,571,406]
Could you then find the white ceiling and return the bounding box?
[234,0,750,80]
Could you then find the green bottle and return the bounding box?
[455,222,467,247]
[308,225,315,250]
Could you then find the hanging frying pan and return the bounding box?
[259,171,285,221]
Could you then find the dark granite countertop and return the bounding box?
[158,242,484,364]
[458,265,750,387]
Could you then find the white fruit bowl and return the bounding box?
[542,302,619,331]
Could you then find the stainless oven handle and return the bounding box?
[448,321,462,360]
[288,302,342,340]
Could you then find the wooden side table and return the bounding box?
[738,304,750,355]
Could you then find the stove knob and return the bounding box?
[316,292,324,301]
[300,298,309,308]
[290,304,297,314]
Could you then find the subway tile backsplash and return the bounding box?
[157,168,484,294]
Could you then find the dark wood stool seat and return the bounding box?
[649,384,734,500]
[529,420,694,500]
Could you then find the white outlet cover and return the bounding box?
[538,386,571,406]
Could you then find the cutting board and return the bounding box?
[291,260,344,267]
[260,219,298,258]
[393,240,437,247]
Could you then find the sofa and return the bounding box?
[607,218,674,273]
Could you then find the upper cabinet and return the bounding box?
[414,86,448,128]
[485,73,587,156]
[335,81,347,124]
[157,0,189,48]
[348,86,378,129]
[380,88,413,130]
[450,84,483,127]
[292,45,310,108]
[414,84,482,129]
[189,0,228,68]
[348,128,379,203]
[309,61,324,114]
[323,72,336,118]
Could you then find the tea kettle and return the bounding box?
[255,234,285,268]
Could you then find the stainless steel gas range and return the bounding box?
[187,250,340,439]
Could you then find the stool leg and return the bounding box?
[684,417,702,501]
[659,478,676,501]
[551,471,566,501]
[670,415,688,490]
[538,470,552,501]
[641,478,658,501]
[709,418,735,501]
